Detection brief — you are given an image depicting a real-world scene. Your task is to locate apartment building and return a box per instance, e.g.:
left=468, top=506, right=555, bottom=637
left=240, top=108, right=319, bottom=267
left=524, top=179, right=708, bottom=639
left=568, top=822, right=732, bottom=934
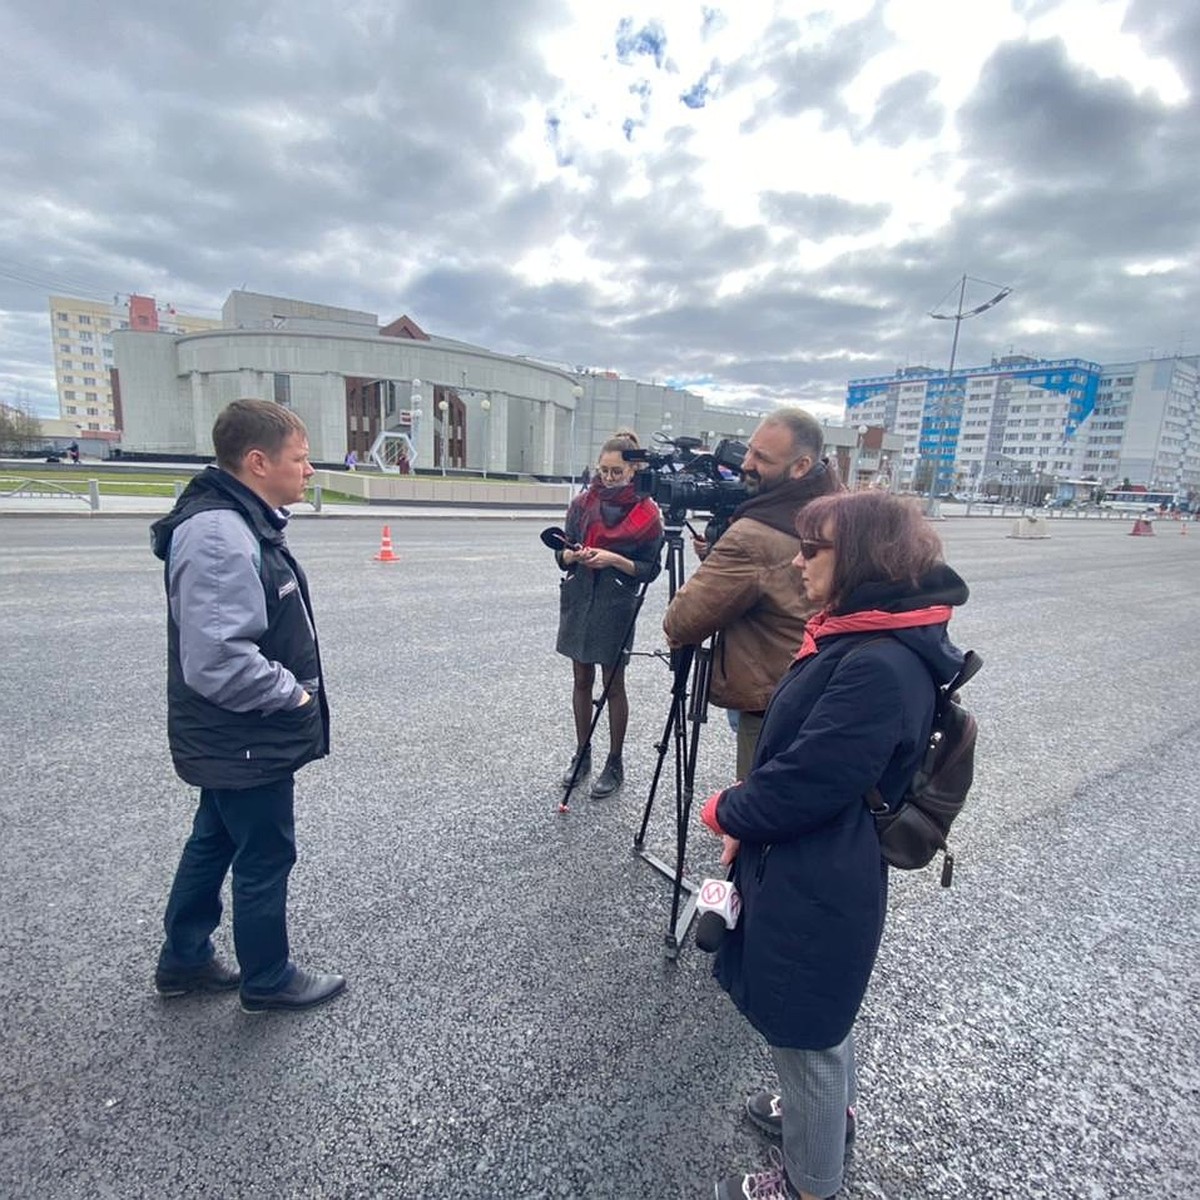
left=844, top=355, right=1160, bottom=496
left=1083, top=358, right=1200, bottom=497
left=49, top=294, right=219, bottom=432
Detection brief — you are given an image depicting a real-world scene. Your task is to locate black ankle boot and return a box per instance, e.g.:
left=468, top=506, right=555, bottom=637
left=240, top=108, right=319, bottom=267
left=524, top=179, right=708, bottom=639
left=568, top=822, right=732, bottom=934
left=590, top=754, right=624, bottom=798
left=562, top=746, right=592, bottom=788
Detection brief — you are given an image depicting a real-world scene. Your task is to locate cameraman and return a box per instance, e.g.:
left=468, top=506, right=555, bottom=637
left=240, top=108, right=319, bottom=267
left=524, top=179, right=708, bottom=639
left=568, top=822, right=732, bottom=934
left=662, top=409, right=840, bottom=778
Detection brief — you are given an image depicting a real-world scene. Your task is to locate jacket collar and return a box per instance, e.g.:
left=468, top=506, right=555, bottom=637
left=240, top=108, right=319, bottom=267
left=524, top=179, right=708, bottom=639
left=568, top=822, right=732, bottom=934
left=151, top=466, right=287, bottom=560
left=729, top=461, right=840, bottom=537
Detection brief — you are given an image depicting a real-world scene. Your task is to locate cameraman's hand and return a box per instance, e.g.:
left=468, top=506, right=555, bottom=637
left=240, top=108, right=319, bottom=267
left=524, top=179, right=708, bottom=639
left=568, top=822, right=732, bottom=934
left=719, top=835, right=740, bottom=866
left=692, top=536, right=710, bottom=561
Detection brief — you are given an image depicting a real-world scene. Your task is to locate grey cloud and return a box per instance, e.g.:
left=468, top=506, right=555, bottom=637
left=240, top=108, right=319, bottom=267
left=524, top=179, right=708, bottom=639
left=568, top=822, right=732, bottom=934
left=726, top=3, right=891, bottom=134
left=1123, top=1, right=1200, bottom=90
left=864, top=72, right=943, bottom=146
left=957, top=38, right=1168, bottom=182
left=5, top=1, right=1200, bottom=419
left=760, top=192, right=891, bottom=238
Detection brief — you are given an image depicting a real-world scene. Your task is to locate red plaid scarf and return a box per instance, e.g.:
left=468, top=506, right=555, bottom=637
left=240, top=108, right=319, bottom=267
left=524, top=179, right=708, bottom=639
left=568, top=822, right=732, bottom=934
left=567, top=481, right=663, bottom=552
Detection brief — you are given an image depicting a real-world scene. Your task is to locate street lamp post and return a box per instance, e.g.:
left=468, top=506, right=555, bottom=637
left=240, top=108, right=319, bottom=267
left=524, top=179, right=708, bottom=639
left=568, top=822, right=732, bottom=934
left=926, top=274, right=1012, bottom=513
left=438, top=397, right=449, bottom=477
left=480, top=395, right=492, bottom=479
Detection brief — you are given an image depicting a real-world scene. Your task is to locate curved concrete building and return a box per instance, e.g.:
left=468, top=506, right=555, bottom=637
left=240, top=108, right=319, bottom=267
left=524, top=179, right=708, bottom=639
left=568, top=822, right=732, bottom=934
left=114, top=290, right=719, bottom=475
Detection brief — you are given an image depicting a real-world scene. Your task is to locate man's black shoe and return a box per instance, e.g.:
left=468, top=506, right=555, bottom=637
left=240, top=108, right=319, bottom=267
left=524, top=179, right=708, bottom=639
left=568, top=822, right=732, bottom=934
left=240, top=966, right=346, bottom=1014
left=561, top=746, right=591, bottom=788
left=590, top=754, right=624, bottom=798
left=154, top=956, right=241, bottom=998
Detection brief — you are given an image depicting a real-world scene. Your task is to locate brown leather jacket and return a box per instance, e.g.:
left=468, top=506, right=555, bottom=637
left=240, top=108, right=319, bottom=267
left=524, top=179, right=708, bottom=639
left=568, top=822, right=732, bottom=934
left=661, top=466, right=840, bottom=712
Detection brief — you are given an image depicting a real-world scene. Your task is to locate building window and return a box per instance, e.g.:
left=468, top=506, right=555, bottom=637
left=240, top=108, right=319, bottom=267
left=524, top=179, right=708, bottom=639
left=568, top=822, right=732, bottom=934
left=273, top=373, right=292, bottom=406
left=84, top=376, right=95, bottom=386
left=78, top=314, right=91, bottom=324
left=64, top=390, right=77, bottom=400
left=62, top=375, right=74, bottom=384
left=88, top=422, right=99, bottom=430
left=66, top=405, right=77, bottom=415
left=79, top=331, right=93, bottom=342
left=59, top=343, right=71, bottom=353
left=87, top=407, right=99, bottom=416
left=85, top=392, right=97, bottom=401
left=56, top=311, right=69, bottom=322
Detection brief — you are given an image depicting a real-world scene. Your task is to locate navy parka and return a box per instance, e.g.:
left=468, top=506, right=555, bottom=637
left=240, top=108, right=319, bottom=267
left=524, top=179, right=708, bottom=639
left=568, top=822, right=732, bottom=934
left=712, top=565, right=969, bottom=1050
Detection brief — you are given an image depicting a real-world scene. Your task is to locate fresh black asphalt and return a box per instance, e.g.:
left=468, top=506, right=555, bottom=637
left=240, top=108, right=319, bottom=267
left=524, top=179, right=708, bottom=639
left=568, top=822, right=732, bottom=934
left=1, top=516, right=1197, bottom=1198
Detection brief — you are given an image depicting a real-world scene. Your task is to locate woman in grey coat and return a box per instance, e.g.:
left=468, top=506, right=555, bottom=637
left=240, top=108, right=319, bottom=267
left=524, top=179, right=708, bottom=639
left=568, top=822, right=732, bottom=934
left=555, top=431, right=664, bottom=797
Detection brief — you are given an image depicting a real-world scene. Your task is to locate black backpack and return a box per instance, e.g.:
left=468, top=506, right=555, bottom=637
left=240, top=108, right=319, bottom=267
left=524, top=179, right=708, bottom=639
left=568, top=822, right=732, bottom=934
left=864, top=648, right=983, bottom=887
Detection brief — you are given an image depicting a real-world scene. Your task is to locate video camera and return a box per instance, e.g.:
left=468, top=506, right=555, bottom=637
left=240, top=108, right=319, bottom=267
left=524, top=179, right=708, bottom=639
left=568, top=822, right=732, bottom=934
left=623, top=434, right=750, bottom=538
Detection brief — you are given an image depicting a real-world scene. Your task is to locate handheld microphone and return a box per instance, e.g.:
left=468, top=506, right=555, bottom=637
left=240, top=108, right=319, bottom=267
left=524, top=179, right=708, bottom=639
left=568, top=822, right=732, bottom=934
left=694, top=876, right=741, bottom=952
left=540, top=526, right=581, bottom=552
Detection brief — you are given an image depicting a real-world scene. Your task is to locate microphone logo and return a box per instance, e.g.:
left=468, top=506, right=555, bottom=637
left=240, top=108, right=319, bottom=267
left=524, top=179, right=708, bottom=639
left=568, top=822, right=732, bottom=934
left=695, top=878, right=741, bottom=952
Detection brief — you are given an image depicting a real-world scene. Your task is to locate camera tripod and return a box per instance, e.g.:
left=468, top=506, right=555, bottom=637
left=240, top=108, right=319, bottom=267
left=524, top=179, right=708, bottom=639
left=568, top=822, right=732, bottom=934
left=632, top=521, right=717, bottom=959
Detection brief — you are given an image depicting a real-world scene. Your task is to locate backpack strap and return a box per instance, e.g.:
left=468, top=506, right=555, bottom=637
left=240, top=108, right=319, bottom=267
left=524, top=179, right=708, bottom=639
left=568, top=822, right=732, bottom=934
left=844, top=638, right=982, bottom=816
left=838, top=635, right=918, bottom=817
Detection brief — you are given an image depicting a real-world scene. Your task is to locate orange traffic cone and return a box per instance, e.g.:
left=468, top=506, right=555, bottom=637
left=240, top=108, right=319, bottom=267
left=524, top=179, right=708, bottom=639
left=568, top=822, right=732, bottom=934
left=1129, top=517, right=1155, bottom=537
left=374, top=525, right=401, bottom=561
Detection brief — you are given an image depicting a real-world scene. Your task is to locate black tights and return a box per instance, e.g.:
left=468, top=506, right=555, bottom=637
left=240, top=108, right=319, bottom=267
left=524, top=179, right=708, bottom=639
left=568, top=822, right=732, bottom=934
left=571, top=660, right=627, bottom=759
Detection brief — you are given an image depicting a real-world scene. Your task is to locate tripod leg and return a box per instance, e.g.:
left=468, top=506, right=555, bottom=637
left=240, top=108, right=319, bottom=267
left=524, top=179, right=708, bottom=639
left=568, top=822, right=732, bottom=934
left=665, top=644, right=712, bottom=954
left=634, top=644, right=694, bottom=847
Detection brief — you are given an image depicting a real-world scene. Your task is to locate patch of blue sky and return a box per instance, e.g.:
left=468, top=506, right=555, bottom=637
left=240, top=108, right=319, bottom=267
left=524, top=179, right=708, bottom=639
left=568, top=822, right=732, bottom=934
left=615, top=17, right=667, bottom=69
left=700, top=7, right=726, bottom=38
left=544, top=113, right=572, bottom=166
left=680, top=73, right=712, bottom=109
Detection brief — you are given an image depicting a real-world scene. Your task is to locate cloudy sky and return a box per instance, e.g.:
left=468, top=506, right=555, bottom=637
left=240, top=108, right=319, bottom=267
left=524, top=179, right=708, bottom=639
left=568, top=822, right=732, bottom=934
left=1, top=0, right=1197, bottom=419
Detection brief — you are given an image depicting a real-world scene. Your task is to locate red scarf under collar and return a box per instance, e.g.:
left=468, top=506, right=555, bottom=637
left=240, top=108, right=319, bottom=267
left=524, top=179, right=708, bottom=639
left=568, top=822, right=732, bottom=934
left=795, top=606, right=953, bottom=660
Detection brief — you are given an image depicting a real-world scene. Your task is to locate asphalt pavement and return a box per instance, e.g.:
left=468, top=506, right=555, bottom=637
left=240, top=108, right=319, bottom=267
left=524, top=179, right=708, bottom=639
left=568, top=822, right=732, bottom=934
left=0, top=516, right=1197, bottom=1199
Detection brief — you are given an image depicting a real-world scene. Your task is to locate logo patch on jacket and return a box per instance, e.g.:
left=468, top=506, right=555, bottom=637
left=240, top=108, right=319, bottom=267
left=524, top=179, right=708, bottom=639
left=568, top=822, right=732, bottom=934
left=278, top=578, right=298, bottom=599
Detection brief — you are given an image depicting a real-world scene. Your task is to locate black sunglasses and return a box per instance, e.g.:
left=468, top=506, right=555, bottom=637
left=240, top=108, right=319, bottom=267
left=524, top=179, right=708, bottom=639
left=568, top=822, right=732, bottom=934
left=798, top=538, right=835, bottom=560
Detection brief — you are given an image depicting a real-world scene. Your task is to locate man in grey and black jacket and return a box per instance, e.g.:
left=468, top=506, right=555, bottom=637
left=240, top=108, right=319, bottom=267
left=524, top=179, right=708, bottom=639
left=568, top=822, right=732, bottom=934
left=150, top=398, right=345, bottom=1013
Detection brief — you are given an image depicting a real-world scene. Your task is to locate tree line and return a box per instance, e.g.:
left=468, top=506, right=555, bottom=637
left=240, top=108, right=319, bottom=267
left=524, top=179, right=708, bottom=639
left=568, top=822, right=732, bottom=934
left=0, top=403, right=44, bottom=453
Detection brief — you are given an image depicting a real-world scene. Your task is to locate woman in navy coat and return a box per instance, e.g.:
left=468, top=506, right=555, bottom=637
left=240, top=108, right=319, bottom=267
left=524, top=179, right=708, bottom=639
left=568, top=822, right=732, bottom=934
left=702, top=490, right=969, bottom=1200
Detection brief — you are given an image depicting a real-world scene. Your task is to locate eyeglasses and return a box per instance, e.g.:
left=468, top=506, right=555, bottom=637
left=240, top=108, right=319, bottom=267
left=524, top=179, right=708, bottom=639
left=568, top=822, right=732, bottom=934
left=798, top=538, right=835, bottom=560
left=596, top=466, right=630, bottom=479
